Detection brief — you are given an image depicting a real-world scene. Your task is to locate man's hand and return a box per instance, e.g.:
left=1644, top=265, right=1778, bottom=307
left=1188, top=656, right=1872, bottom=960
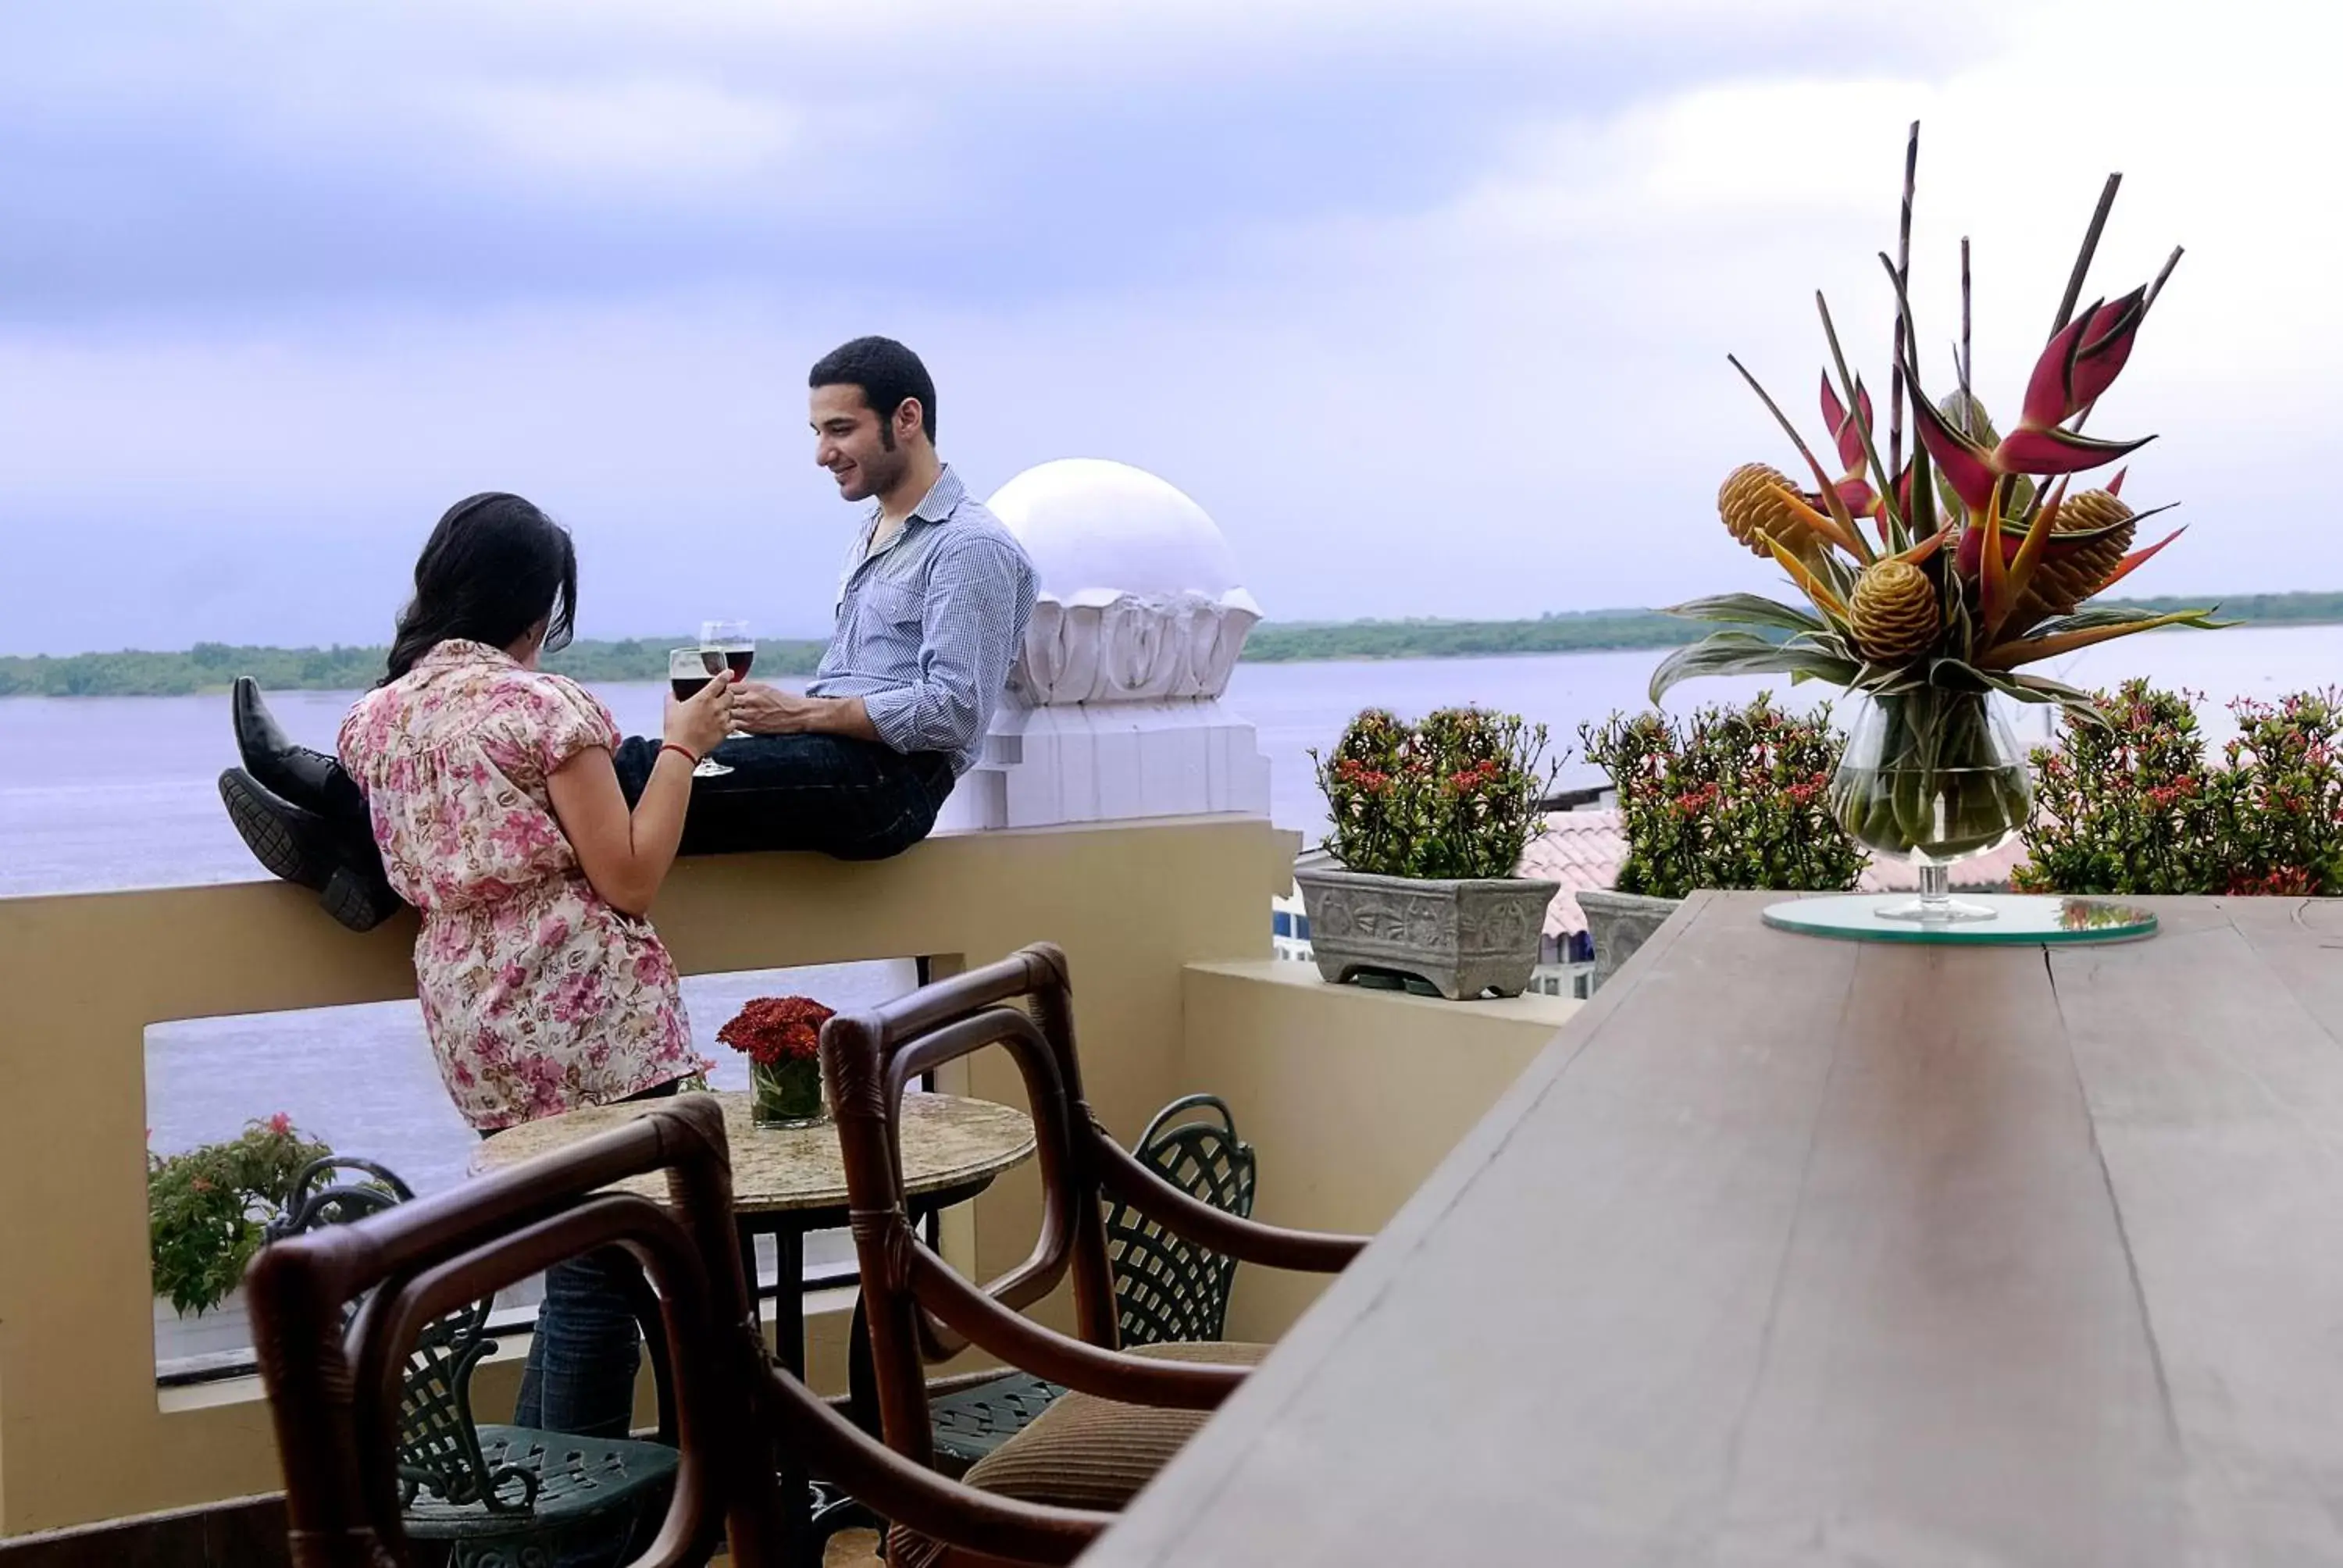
left=729, top=682, right=883, bottom=743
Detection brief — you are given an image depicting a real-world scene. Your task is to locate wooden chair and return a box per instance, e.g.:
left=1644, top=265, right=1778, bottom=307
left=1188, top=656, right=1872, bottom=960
left=246, top=1094, right=1114, bottom=1568
left=822, top=943, right=1369, bottom=1561
left=262, top=1156, right=683, bottom=1568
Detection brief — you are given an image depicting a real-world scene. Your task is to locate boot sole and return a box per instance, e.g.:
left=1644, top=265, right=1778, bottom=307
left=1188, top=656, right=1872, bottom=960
left=220, top=770, right=403, bottom=932
left=220, top=768, right=335, bottom=889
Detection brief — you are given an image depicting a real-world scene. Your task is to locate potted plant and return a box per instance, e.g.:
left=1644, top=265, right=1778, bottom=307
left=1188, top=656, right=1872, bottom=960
left=1578, top=695, right=1865, bottom=988
left=149, top=1114, right=334, bottom=1324
left=719, top=996, right=837, bottom=1128
left=1657, top=123, right=2218, bottom=923
left=1298, top=706, right=1560, bottom=999
left=2017, top=679, right=2342, bottom=896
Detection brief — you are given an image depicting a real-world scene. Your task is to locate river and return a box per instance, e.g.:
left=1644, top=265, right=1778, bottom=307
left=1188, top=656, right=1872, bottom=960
left=5, top=628, right=2331, bottom=1363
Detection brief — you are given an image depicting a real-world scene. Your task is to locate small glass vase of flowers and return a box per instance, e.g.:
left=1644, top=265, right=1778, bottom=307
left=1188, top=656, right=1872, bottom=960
left=719, top=996, right=836, bottom=1128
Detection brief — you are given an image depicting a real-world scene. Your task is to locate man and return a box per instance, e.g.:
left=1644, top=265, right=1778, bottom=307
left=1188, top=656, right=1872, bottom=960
left=221, top=337, right=1039, bottom=930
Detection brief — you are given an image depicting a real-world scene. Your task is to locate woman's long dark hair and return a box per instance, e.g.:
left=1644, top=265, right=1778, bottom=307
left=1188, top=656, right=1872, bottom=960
left=382, top=493, right=578, bottom=685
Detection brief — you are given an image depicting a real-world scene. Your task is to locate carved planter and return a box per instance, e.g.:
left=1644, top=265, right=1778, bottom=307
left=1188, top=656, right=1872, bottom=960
left=1575, top=889, right=1682, bottom=993
left=1294, top=867, right=1559, bottom=1000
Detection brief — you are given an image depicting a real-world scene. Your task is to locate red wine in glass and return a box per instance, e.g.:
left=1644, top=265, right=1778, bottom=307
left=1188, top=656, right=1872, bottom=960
left=665, top=648, right=733, bottom=777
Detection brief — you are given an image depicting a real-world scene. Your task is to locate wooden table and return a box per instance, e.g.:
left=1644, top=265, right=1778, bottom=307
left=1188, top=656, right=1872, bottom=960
left=1083, top=893, right=2343, bottom=1566
left=473, top=1088, right=1034, bottom=1563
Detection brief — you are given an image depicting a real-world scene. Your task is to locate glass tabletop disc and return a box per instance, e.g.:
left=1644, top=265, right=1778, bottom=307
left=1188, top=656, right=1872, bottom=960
left=1762, top=894, right=2159, bottom=946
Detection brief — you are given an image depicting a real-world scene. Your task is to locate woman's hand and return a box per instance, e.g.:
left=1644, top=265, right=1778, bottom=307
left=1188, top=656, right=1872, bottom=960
left=665, top=671, right=734, bottom=759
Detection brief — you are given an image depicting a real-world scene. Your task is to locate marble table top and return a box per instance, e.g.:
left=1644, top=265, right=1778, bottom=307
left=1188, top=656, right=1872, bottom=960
left=468, top=1089, right=1036, bottom=1218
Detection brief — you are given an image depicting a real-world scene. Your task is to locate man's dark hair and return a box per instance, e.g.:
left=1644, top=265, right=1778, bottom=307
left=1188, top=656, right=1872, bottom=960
left=809, top=336, right=936, bottom=448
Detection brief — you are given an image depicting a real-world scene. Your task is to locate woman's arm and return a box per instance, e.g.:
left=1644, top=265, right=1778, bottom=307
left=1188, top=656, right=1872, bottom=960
left=547, top=675, right=733, bottom=916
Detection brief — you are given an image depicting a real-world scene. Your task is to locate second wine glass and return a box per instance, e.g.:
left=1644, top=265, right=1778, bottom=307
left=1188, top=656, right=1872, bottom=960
left=700, top=620, right=755, bottom=744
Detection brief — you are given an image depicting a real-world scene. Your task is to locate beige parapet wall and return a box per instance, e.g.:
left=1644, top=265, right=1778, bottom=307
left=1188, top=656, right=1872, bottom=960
left=0, top=817, right=1294, bottom=1538
left=1180, top=962, right=1577, bottom=1343
left=0, top=815, right=1580, bottom=1538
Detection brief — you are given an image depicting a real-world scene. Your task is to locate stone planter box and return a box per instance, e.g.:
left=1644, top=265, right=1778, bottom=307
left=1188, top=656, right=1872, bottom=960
left=1576, top=889, right=1683, bottom=993
left=1294, top=867, right=1560, bottom=1000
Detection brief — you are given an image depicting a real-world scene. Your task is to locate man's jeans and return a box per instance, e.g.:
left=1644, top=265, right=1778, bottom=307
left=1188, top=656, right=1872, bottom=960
left=611, top=732, right=957, bottom=861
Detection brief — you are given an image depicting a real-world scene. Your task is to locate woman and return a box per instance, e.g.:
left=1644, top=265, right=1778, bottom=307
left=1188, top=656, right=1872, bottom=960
left=337, top=491, right=733, bottom=1439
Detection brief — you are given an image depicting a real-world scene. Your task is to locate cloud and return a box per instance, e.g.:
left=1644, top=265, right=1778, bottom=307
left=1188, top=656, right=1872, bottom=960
left=0, top=0, right=2334, bottom=655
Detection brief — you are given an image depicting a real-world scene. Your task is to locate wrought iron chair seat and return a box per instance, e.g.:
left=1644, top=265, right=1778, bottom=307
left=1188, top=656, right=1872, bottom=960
left=922, top=1093, right=1256, bottom=1474
left=404, top=1425, right=681, bottom=1541
left=266, top=1156, right=679, bottom=1566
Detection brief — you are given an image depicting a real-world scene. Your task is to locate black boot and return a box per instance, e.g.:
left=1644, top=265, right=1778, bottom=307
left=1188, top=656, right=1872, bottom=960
left=218, top=768, right=402, bottom=932
left=232, top=677, right=370, bottom=834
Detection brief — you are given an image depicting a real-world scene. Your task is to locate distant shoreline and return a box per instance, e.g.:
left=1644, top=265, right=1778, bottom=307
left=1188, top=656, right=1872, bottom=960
left=4, top=592, right=2338, bottom=698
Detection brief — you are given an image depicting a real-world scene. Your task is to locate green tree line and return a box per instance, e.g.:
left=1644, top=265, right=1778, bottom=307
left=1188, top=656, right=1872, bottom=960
left=3, top=591, right=2338, bottom=697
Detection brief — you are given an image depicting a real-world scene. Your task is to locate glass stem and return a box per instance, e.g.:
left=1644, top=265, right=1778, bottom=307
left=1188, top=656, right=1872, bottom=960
left=1917, top=860, right=1950, bottom=914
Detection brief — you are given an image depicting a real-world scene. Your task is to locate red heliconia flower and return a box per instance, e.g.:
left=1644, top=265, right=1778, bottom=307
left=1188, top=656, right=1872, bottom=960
left=1907, top=287, right=2156, bottom=515
left=1819, top=374, right=1882, bottom=516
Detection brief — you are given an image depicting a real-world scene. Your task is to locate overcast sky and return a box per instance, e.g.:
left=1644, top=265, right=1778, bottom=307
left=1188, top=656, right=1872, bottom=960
left=2, top=0, right=2334, bottom=655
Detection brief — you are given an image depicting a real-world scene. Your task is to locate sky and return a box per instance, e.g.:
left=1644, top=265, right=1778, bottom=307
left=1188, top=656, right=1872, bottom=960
left=2, top=0, right=2338, bottom=655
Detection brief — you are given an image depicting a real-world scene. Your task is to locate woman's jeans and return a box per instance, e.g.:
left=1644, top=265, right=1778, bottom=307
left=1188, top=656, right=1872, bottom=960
left=485, top=1078, right=683, bottom=1439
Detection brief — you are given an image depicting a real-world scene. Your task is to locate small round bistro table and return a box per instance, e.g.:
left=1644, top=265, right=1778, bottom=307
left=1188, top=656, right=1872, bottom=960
left=471, top=1088, right=1036, bottom=1564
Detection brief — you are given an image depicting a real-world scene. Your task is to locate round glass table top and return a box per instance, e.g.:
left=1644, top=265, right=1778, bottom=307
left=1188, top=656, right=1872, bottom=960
left=1762, top=894, right=2159, bottom=946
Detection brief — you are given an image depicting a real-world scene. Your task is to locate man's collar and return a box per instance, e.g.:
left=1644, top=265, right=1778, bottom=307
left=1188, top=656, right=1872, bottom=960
left=872, top=463, right=964, bottom=529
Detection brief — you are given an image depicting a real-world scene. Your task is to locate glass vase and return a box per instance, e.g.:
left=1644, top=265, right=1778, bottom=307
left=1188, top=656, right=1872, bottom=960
left=749, top=1057, right=826, bottom=1128
left=1826, top=689, right=2033, bottom=922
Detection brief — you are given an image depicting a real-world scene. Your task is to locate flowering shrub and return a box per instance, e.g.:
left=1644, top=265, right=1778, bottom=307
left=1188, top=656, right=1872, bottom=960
left=148, top=1114, right=334, bottom=1317
left=1580, top=695, right=1864, bottom=900
left=1312, top=707, right=1557, bottom=879
left=718, top=996, right=836, bottom=1068
left=2017, top=680, right=2343, bottom=896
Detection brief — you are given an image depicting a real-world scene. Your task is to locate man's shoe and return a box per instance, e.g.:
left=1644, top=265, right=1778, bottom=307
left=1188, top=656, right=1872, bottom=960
left=218, top=768, right=401, bottom=932
left=233, top=677, right=365, bottom=825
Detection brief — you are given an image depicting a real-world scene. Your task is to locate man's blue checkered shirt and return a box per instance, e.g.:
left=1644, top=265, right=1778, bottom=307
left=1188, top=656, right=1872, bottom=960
left=807, top=465, right=1038, bottom=776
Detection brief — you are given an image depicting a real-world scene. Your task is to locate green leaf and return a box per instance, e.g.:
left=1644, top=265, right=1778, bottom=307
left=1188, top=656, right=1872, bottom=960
left=1663, top=594, right=1827, bottom=634
left=1649, top=632, right=1863, bottom=704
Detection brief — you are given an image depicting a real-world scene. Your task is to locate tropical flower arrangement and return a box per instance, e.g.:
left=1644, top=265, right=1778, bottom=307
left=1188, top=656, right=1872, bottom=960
left=1656, top=125, right=2218, bottom=909
left=148, top=1114, right=334, bottom=1316
left=1582, top=696, right=1865, bottom=901
left=719, top=995, right=836, bottom=1127
left=1311, top=707, right=1558, bottom=879
left=2017, top=680, right=2343, bottom=897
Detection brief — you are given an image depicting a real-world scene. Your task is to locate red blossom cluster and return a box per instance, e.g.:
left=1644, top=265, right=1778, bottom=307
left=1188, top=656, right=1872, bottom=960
left=718, top=996, right=835, bottom=1068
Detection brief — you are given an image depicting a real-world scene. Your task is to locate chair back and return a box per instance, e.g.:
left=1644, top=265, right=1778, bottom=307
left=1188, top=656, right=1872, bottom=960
left=247, top=1096, right=784, bottom=1568
left=265, top=1156, right=540, bottom=1517
left=1104, top=1095, right=1255, bottom=1347
left=822, top=945, right=1119, bottom=1471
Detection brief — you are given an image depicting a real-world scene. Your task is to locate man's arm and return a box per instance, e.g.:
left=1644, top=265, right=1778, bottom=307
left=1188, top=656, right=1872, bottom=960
left=730, top=533, right=1032, bottom=754
left=729, top=685, right=882, bottom=742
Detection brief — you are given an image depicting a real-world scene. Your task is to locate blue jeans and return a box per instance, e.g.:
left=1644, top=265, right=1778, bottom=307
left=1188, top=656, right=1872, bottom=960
left=611, top=733, right=954, bottom=861
left=486, top=1079, right=683, bottom=1440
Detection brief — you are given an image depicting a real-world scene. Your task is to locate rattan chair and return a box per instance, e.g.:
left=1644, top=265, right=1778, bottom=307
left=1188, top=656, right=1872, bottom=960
left=822, top=943, right=1369, bottom=1563
left=247, top=1095, right=1118, bottom=1568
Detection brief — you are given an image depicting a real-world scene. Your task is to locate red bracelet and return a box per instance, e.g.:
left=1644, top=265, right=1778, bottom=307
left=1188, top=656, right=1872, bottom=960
left=660, top=742, right=699, bottom=767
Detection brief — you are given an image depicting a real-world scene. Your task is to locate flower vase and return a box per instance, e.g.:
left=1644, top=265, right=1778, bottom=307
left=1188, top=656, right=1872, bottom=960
left=1826, top=689, right=2033, bottom=921
left=749, top=1058, right=826, bottom=1128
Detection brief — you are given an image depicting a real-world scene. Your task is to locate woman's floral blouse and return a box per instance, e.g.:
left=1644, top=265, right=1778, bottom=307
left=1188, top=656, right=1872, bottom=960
left=338, top=639, right=706, bottom=1130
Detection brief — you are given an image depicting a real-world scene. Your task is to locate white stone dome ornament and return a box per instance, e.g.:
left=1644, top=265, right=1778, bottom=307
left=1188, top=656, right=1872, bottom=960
left=987, top=458, right=1261, bottom=705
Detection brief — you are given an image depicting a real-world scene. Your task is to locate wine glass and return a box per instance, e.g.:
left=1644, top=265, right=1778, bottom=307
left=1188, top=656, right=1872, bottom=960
left=667, top=648, right=733, bottom=778
left=700, top=621, right=754, bottom=743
